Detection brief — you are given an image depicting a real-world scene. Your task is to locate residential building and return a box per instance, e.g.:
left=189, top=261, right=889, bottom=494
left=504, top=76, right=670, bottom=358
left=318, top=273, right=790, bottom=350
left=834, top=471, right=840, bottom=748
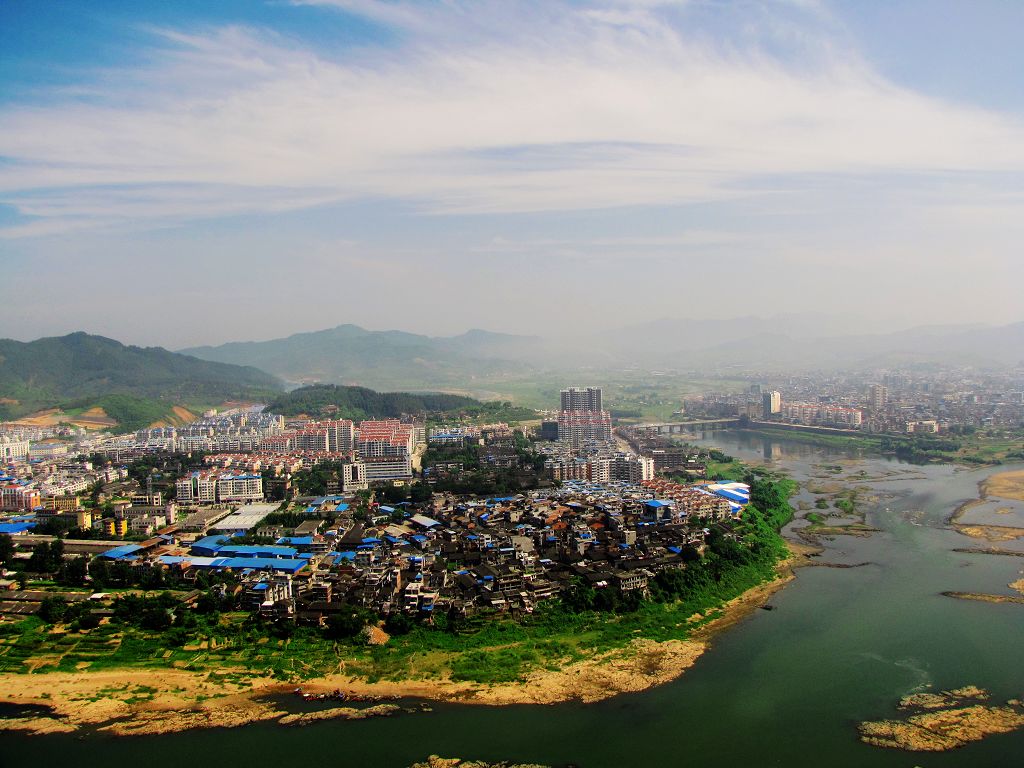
left=561, top=387, right=603, bottom=412
left=762, top=391, right=782, bottom=418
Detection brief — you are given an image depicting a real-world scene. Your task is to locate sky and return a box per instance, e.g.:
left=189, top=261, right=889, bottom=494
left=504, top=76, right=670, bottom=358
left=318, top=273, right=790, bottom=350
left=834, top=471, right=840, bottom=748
left=1, top=0, right=1023, bottom=348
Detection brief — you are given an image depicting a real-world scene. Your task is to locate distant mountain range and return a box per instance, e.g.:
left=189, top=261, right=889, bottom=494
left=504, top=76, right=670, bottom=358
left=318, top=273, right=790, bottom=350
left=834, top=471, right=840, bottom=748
left=4, top=319, right=1020, bottom=431
left=0, top=332, right=283, bottom=428
left=181, top=324, right=542, bottom=389
left=182, top=319, right=1024, bottom=387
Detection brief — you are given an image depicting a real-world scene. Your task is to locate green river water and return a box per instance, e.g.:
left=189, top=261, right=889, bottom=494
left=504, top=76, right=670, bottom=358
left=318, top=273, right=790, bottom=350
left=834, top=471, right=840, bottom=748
left=3, top=431, right=1024, bottom=767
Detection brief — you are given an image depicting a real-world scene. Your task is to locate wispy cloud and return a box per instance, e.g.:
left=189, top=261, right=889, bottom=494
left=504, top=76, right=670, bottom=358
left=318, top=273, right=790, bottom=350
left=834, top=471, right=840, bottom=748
left=2, top=1, right=1024, bottom=237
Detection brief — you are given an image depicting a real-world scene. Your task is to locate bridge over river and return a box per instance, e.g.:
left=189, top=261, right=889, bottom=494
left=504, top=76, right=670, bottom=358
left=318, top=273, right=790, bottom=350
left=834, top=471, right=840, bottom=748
left=634, top=418, right=740, bottom=434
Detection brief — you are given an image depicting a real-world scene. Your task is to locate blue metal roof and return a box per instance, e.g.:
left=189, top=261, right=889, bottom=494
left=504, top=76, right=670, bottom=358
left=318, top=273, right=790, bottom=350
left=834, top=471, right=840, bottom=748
left=218, top=544, right=298, bottom=559
left=714, top=489, right=749, bottom=503
left=191, top=535, right=230, bottom=552
left=100, top=544, right=144, bottom=560
left=0, top=522, right=34, bottom=534
left=218, top=557, right=307, bottom=573
left=276, top=536, right=314, bottom=546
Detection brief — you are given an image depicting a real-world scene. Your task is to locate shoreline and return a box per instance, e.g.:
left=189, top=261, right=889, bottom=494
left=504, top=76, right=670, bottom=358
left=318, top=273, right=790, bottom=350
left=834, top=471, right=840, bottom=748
left=0, top=541, right=817, bottom=737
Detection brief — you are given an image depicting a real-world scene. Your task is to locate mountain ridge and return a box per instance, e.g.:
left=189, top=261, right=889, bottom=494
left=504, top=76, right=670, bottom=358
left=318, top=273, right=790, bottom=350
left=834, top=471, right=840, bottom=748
left=0, top=332, right=284, bottom=427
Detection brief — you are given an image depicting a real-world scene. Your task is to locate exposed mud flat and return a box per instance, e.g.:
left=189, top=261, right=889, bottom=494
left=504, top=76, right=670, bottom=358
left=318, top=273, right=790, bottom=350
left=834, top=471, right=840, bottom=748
left=859, top=687, right=1024, bottom=751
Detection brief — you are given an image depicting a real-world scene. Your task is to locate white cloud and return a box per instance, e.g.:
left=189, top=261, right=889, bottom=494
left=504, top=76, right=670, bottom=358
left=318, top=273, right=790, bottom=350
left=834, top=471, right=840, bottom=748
left=2, top=1, right=1024, bottom=237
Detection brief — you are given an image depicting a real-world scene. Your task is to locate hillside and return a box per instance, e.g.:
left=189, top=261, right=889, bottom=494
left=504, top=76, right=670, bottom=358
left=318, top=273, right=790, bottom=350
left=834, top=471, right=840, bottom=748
left=264, top=384, right=536, bottom=422
left=182, top=324, right=542, bottom=389
left=0, top=332, right=283, bottom=428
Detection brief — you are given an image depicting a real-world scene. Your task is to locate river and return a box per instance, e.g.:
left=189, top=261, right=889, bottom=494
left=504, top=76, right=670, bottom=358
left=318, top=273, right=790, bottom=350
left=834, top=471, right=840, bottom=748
left=3, top=430, right=1024, bottom=767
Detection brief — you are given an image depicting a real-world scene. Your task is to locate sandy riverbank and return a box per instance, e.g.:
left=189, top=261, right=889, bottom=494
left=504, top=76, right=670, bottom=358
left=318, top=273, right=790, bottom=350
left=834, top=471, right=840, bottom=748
left=950, top=468, right=1024, bottom=542
left=0, top=544, right=815, bottom=737
left=983, top=469, right=1024, bottom=502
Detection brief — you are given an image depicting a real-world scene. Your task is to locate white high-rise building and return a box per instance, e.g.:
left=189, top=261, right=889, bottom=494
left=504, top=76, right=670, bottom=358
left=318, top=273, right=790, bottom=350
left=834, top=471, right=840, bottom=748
left=870, top=384, right=888, bottom=409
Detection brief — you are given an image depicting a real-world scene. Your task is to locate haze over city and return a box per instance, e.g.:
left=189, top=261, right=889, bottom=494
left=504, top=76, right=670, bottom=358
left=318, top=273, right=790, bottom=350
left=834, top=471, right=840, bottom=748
left=3, top=0, right=1024, bottom=348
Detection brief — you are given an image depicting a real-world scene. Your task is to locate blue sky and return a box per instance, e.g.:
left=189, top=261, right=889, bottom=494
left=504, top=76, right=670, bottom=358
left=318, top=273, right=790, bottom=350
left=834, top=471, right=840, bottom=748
left=1, top=0, right=1023, bottom=347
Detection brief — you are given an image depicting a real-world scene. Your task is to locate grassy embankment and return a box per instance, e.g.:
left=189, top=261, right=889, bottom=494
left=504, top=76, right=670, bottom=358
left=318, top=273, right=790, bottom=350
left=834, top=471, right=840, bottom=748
left=0, top=476, right=799, bottom=687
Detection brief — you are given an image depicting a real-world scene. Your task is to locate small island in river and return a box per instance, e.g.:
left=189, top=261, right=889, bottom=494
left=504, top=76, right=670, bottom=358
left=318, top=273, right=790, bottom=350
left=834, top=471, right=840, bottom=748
left=860, top=687, right=1024, bottom=752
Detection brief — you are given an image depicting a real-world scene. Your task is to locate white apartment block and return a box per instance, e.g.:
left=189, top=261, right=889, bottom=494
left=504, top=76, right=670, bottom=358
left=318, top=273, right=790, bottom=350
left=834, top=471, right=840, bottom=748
left=357, top=420, right=415, bottom=458
left=216, top=473, right=264, bottom=503
left=610, top=454, right=655, bottom=484
left=176, top=471, right=218, bottom=504
left=362, top=456, right=413, bottom=482
left=781, top=402, right=863, bottom=428
left=323, top=420, right=355, bottom=453
left=292, top=429, right=330, bottom=453
left=0, top=438, right=30, bottom=462
left=341, top=460, right=368, bottom=491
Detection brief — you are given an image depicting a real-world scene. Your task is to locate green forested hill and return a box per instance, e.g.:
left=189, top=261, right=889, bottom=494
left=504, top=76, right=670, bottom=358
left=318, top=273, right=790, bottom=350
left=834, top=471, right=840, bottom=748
left=264, top=384, right=479, bottom=419
left=264, top=384, right=536, bottom=422
left=0, top=332, right=283, bottom=426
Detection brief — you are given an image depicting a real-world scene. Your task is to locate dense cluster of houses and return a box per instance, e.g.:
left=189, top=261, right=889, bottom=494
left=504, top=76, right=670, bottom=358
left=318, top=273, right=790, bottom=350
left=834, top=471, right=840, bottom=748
left=92, top=478, right=751, bottom=623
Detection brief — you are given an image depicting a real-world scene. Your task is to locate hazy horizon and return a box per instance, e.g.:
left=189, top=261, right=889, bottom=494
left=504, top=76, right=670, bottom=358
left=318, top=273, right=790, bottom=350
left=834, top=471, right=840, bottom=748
left=2, top=312, right=1023, bottom=352
left=3, top=1, right=1024, bottom=348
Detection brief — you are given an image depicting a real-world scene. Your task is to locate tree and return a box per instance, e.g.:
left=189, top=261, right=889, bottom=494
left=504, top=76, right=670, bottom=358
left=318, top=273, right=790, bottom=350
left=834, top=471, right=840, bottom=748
left=324, top=606, right=376, bottom=639
left=57, top=555, right=89, bottom=587
left=0, top=533, right=14, bottom=567
left=47, top=538, right=65, bottom=572
left=561, top=578, right=596, bottom=612
left=38, top=596, right=68, bottom=624
left=27, top=542, right=52, bottom=573
left=379, top=484, right=410, bottom=504
left=409, top=482, right=433, bottom=504
left=383, top=611, right=414, bottom=635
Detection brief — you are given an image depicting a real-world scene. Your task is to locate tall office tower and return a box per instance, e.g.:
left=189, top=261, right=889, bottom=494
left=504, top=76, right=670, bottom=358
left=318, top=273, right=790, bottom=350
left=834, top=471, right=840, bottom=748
left=560, top=387, right=603, bottom=413
left=762, top=390, right=782, bottom=418
left=869, top=384, right=888, bottom=409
